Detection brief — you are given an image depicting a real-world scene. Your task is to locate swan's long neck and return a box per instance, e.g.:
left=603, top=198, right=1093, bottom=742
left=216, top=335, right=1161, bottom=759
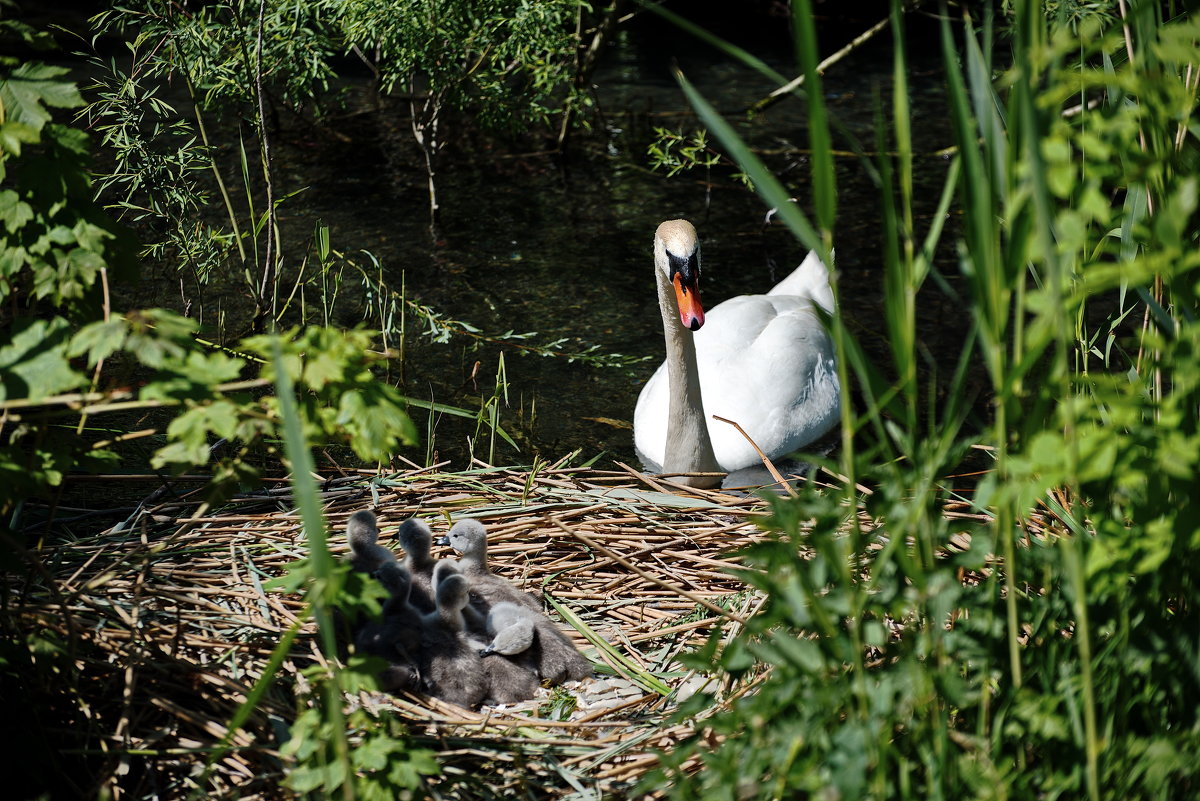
left=655, top=260, right=721, bottom=487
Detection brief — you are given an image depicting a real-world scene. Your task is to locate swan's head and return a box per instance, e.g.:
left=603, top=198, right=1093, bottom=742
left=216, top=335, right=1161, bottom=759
left=654, top=219, right=705, bottom=331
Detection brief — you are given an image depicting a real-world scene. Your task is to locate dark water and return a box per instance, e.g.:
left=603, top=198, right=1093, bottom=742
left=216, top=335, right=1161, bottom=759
left=244, top=10, right=961, bottom=470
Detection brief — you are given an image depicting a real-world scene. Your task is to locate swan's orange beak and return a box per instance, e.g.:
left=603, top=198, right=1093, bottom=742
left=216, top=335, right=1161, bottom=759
left=673, top=274, right=705, bottom=331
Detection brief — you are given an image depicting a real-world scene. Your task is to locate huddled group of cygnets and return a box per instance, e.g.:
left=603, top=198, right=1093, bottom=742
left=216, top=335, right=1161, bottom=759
left=342, top=510, right=592, bottom=709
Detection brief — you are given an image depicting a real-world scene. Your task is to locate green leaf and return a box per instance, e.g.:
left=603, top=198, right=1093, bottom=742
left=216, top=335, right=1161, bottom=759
left=338, top=386, right=418, bottom=460
left=0, top=189, right=34, bottom=232
left=122, top=310, right=198, bottom=369
left=388, top=751, right=440, bottom=788
left=0, top=316, right=85, bottom=402
left=352, top=736, right=391, bottom=772
left=263, top=559, right=311, bottom=594
left=154, top=405, right=218, bottom=468
left=0, top=62, right=83, bottom=135
left=302, top=343, right=348, bottom=388
left=69, top=319, right=129, bottom=366
left=286, top=764, right=326, bottom=794
left=141, top=351, right=245, bottom=402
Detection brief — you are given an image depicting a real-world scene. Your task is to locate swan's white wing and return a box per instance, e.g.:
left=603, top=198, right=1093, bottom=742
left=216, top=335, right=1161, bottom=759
left=766, top=249, right=835, bottom=314
left=695, top=294, right=839, bottom=471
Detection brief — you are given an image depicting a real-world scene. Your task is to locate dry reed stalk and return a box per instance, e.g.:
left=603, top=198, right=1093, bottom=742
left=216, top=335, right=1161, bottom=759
left=10, top=462, right=993, bottom=799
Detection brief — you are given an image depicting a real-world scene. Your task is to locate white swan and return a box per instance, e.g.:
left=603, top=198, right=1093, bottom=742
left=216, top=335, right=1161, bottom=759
left=633, top=219, right=840, bottom=488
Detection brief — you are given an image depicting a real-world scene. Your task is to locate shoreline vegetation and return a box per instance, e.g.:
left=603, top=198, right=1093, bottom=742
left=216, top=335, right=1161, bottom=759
left=3, top=1, right=1198, bottom=798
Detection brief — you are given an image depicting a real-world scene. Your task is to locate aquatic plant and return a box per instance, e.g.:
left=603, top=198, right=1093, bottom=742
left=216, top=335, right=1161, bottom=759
left=79, top=0, right=637, bottom=465
left=0, top=37, right=426, bottom=799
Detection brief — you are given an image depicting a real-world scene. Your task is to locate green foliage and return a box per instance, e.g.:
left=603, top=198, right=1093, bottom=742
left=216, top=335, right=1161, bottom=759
left=0, top=64, right=417, bottom=515
left=1040, top=0, right=1119, bottom=31
left=657, top=485, right=986, bottom=800
left=330, top=0, right=585, bottom=131
left=0, top=62, right=137, bottom=309
left=85, top=51, right=236, bottom=290
left=92, top=0, right=586, bottom=130
left=647, top=125, right=756, bottom=190
left=0, top=44, right=431, bottom=799
left=0, top=59, right=135, bottom=511
left=647, top=127, right=721, bottom=177
left=0, top=317, right=82, bottom=401
left=123, top=321, right=420, bottom=492
left=283, top=695, right=441, bottom=798
left=91, top=0, right=340, bottom=113
left=242, top=326, right=419, bottom=463
left=539, top=685, right=580, bottom=721
left=88, top=0, right=591, bottom=229
left=646, top=2, right=1200, bottom=799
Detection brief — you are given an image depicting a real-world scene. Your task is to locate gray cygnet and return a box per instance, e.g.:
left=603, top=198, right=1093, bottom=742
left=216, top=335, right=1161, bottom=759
left=440, top=519, right=592, bottom=684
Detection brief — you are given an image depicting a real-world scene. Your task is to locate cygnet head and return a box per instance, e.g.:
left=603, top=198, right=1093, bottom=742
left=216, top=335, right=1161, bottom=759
left=374, top=561, right=412, bottom=602
left=654, top=219, right=704, bottom=331
left=398, top=517, right=434, bottom=567
left=438, top=519, right=489, bottom=568
left=346, top=510, right=379, bottom=550
left=432, top=558, right=461, bottom=589
left=436, top=573, right=471, bottom=615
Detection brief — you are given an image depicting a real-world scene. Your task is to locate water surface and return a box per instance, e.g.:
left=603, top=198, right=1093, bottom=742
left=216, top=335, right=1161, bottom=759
left=259, top=10, right=963, bottom=470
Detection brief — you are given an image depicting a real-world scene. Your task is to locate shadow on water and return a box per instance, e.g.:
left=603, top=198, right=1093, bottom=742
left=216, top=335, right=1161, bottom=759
left=182, top=9, right=967, bottom=471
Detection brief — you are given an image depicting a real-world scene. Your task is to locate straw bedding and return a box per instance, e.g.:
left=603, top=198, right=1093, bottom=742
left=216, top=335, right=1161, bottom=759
left=9, top=460, right=789, bottom=799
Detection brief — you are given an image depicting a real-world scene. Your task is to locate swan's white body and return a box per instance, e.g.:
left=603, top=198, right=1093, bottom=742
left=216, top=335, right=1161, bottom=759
left=634, top=220, right=839, bottom=485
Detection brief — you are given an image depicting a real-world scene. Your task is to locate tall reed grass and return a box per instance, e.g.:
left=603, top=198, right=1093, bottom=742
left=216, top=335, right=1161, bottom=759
left=648, top=1, right=1200, bottom=798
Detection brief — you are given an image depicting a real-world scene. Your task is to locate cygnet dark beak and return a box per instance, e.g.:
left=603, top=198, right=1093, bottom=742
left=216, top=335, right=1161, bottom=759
left=436, top=534, right=450, bottom=546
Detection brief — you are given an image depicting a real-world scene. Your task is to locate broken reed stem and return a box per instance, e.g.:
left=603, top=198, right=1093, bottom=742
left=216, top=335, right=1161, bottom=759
left=710, top=414, right=796, bottom=497
left=750, top=11, right=892, bottom=112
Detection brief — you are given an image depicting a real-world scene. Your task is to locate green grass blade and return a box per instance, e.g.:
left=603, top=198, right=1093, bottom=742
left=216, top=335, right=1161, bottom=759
left=640, top=1, right=788, bottom=86
left=674, top=70, right=823, bottom=257
left=270, top=333, right=353, bottom=798
left=546, top=594, right=672, bottom=696
left=791, top=0, right=836, bottom=233
left=401, top=394, right=519, bottom=450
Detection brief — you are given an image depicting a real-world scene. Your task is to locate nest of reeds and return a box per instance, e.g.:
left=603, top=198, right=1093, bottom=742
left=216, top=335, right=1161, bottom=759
left=7, top=461, right=789, bottom=799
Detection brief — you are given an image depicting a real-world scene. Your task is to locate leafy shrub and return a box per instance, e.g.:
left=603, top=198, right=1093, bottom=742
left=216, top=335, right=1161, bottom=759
left=90, top=0, right=593, bottom=230
left=0, top=56, right=415, bottom=518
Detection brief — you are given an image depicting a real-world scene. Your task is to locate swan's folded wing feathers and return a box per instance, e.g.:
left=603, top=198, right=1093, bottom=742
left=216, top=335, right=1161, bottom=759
left=698, top=300, right=835, bottom=468
left=766, top=249, right=834, bottom=314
